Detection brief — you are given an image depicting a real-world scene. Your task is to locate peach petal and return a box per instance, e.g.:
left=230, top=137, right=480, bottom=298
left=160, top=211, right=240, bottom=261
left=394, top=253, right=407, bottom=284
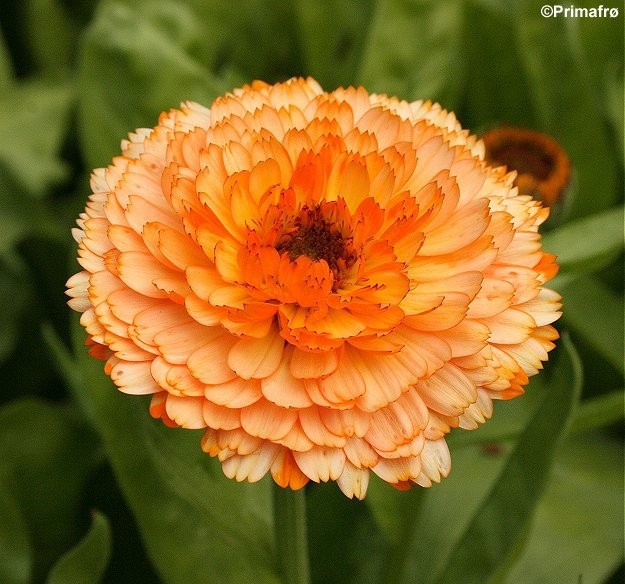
left=371, top=456, right=421, bottom=484
left=202, top=400, right=241, bottom=430
left=416, top=363, right=477, bottom=417
left=466, top=277, right=515, bottom=318
left=110, top=360, right=160, bottom=395
left=319, top=407, right=370, bottom=438
left=204, top=377, right=263, bottom=408
left=337, top=462, right=370, bottom=500
left=187, top=334, right=238, bottom=384
left=483, top=307, right=536, bottom=345
left=227, top=326, right=284, bottom=380
left=184, top=293, right=224, bottom=326
left=415, top=439, right=451, bottom=487
left=316, top=348, right=367, bottom=403
left=290, top=348, right=339, bottom=380
left=299, top=407, right=347, bottom=448
left=271, top=449, right=309, bottom=490
left=153, top=321, right=221, bottom=365
left=419, top=199, right=490, bottom=255
left=403, top=292, right=471, bottom=331
left=436, top=320, right=490, bottom=357
left=293, top=446, right=346, bottom=483
left=275, top=421, right=316, bottom=452
left=221, top=443, right=281, bottom=483
left=150, top=357, right=205, bottom=396
left=165, top=395, right=206, bottom=429
left=261, top=348, right=314, bottom=408
left=342, top=436, right=379, bottom=468
left=240, top=399, right=298, bottom=441
left=116, top=251, right=178, bottom=299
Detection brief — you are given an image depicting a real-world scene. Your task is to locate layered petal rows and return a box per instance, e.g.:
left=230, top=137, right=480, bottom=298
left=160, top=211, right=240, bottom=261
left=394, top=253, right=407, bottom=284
left=66, top=78, right=561, bottom=498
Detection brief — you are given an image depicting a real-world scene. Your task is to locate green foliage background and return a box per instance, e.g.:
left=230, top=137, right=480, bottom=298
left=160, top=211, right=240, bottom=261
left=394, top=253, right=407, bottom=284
left=0, top=0, right=623, bottom=582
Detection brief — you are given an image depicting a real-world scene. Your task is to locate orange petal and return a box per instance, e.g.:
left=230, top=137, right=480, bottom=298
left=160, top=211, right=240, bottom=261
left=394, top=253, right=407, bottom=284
left=204, top=377, right=263, bottom=408
left=415, top=363, right=477, bottom=417
left=227, top=326, right=284, bottom=380
left=165, top=395, right=207, bottom=429
left=240, top=398, right=298, bottom=440
left=293, top=446, right=346, bottom=482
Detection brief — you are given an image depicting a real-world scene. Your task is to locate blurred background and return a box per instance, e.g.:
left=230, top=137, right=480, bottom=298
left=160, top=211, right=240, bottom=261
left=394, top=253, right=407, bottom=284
left=0, top=1, right=622, bottom=583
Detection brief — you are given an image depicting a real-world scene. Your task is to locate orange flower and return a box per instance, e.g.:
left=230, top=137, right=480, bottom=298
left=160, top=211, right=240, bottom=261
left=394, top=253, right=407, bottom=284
left=482, top=126, right=570, bottom=206
left=66, top=78, right=561, bottom=499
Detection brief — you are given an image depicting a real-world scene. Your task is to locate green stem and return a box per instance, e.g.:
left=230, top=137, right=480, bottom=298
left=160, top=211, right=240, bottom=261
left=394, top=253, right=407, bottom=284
left=382, top=487, right=426, bottom=584
left=272, top=483, right=311, bottom=584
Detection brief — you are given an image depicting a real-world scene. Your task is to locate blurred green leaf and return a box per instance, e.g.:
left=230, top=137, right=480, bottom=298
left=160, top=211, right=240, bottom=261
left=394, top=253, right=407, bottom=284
left=604, top=63, right=624, bottom=163
left=0, top=261, right=29, bottom=362
left=0, top=29, right=13, bottom=92
left=60, top=317, right=279, bottom=584
left=461, top=3, right=535, bottom=130
left=358, top=0, right=464, bottom=107
left=575, top=0, right=623, bottom=165
left=542, top=205, right=624, bottom=274
left=47, top=511, right=111, bottom=584
left=446, top=378, right=543, bottom=448
left=439, top=335, right=582, bottom=584
left=22, top=0, right=78, bottom=74
left=307, top=484, right=386, bottom=584
left=294, top=0, right=376, bottom=89
left=570, top=390, right=624, bottom=434
left=515, top=0, right=619, bottom=218
left=0, top=483, right=31, bottom=584
left=559, top=276, right=624, bottom=374
left=77, top=0, right=233, bottom=169
left=369, top=441, right=514, bottom=583
left=368, top=337, right=582, bottom=584
left=505, top=432, right=623, bottom=584
left=0, top=398, right=101, bottom=581
left=0, top=79, right=73, bottom=196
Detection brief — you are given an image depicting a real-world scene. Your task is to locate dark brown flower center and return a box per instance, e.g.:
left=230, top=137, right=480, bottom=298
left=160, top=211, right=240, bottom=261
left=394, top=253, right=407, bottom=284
left=276, top=205, right=356, bottom=282
left=487, top=142, right=554, bottom=180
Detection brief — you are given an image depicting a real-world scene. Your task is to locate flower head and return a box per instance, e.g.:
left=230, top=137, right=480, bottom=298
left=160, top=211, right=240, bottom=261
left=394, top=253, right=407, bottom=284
left=66, top=78, right=561, bottom=499
left=482, top=126, right=570, bottom=206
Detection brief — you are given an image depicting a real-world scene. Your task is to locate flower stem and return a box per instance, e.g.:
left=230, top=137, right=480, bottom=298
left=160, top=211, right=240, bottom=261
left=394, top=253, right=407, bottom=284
left=382, top=487, right=426, bottom=584
left=272, top=483, right=311, bottom=584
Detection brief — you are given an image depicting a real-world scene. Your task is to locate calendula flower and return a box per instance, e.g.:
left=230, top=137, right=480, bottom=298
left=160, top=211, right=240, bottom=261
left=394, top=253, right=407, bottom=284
left=482, top=126, right=570, bottom=206
left=66, top=77, right=561, bottom=499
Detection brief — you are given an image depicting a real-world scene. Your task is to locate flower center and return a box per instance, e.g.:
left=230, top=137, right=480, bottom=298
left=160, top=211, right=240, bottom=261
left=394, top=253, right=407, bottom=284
left=487, top=142, right=554, bottom=180
left=276, top=205, right=355, bottom=282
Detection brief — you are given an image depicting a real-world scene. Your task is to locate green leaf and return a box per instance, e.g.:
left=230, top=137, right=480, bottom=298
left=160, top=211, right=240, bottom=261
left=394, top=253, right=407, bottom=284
left=61, top=317, right=279, bottom=584
left=307, top=484, right=386, bottom=584
left=47, top=511, right=111, bottom=584
left=0, top=483, right=31, bottom=584
left=294, top=0, right=376, bottom=89
left=438, top=335, right=582, bottom=584
left=77, top=0, right=232, bottom=169
left=0, top=79, right=73, bottom=196
left=542, top=206, right=624, bottom=274
left=570, top=390, right=624, bottom=433
left=0, top=398, right=102, bottom=581
left=0, top=261, right=29, bottom=361
left=368, top=336, right=582, bottom=584
left=604, top=63, right=624, bottom=164
left=22, top=0, right=79, bottom=74
left=357, top=0, right=465, bottom=107
left=461, top=3, right=536, bottom=130
left=558, top=276, right=624, bottom=374
left=505, top=432, right=623, bottom=584
left=515, top=0, right=619, bottom=218
left=0, top=29, right=13, bottom=93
